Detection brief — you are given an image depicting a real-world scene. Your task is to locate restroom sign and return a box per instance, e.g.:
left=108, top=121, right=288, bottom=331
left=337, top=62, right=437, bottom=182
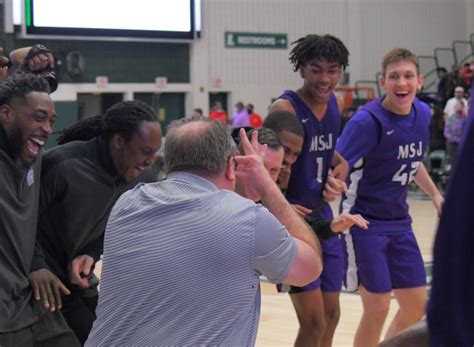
left=225, top=32, right=287, bottom=49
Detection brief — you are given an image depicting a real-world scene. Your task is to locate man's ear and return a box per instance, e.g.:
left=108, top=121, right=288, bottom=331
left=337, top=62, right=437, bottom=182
left=299, top=65, right=305, bottom=79
left=417, top=74, right=425, bottom=92
left=225, top=157, right=235, bottom=181
left=111, top=133, right=125, bottom=151
left=0, top=104, right=14, bottom=124
left=379, top=74, right=386, bottom=90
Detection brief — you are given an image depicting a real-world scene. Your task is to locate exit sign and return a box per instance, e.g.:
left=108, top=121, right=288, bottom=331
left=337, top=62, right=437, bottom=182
left=225, top=32, right=288, bottom=49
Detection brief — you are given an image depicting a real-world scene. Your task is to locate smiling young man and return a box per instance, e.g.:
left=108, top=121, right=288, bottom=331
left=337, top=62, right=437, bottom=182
left=336, top=48, right=444, bottom=347
left=33, top=100, right=162, bottom=344
left=248, top=127, right=285, bottom=184
left=268, top=34, right=350, bottom=347
left=0, top=74, right=79, bottom=346
left=263, top=110, right=305, bottom=191
left=235, top=127, right=285, bottom=201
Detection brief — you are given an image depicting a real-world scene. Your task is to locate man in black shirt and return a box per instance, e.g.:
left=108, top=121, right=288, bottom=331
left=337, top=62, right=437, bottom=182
left=33, top=100, right=162, bottom=344
left=0, top=74, right=79, bottom=346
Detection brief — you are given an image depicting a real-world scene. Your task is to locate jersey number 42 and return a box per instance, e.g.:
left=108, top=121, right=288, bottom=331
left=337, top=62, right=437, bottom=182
left=392, top=161, right=421, bottom=186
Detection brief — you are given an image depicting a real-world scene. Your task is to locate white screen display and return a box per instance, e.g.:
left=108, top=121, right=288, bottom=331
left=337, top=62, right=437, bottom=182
left=33, top=0, right=191, bottom=32
left=30, top=0, right=191, bottom=32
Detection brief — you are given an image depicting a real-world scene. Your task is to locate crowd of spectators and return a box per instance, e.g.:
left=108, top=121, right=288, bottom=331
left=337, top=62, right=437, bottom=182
left=206, top=100, right=263, bottom=127
left=426, top=61, right=472, bottom=182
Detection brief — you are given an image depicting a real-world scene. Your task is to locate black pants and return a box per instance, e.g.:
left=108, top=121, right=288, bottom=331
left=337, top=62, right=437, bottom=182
left=61, top=289, right=98, bottom=345
left=0, top=301, right=80, bottom=347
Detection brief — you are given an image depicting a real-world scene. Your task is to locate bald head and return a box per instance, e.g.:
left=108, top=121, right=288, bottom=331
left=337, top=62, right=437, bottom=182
left=164, top=117, right=236, bottom=176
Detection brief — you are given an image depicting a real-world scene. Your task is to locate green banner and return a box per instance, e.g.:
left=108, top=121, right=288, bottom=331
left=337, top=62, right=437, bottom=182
left=225, top=32, right=287, bottom=49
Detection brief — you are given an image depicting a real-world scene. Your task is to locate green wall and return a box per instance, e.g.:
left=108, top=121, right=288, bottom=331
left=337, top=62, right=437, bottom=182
left=3, top=35, right=190, bottom=84
left=0, top=5, right=190, bottom=146
left=46, top=101, right=79, bottom=149
left=135, top=93, right=185, bottom=134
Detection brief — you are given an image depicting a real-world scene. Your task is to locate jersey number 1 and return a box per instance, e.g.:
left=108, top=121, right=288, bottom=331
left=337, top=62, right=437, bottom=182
left=316, top=157, right=323, bottom=183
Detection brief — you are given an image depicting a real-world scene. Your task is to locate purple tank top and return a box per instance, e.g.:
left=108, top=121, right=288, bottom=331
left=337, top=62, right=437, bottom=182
left=280, top=90, right=341, bottom=220
left=349, top=97, right=430, bottom=233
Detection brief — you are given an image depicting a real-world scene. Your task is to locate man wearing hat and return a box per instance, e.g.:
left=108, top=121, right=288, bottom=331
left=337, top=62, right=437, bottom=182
left=443, top=86, right=468, bottom=119
left=443, top=86, right=469, bottom=169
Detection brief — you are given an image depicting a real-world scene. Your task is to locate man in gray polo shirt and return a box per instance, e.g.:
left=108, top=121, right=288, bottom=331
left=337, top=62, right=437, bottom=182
left=86, top=118, right=321, bottom=346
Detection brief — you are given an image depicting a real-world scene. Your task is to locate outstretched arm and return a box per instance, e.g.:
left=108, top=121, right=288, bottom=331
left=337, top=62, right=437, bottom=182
left=9, top=45, right=55, bottom=72
left=330, top=212, right=369, bottom=233
left=309, top=213, right=369, bottom=241
left=414, top=162, right=444, bottom=216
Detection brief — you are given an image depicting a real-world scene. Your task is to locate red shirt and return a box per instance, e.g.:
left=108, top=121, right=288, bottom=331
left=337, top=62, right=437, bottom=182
left=460, top=65, right=473, bottom=88
left=249, top=113, right=263, bottom=128
left=209, top=109, right=227, bottom=124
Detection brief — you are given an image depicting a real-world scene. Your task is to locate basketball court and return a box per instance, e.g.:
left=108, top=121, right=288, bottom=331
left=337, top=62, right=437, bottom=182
left=255, top=196, right=438, bottom=346
left=93, top=194, right=438, bottom=346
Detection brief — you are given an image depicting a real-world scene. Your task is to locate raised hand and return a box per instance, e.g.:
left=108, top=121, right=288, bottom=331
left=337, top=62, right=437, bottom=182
left=234, top=128, right=274, bottom=200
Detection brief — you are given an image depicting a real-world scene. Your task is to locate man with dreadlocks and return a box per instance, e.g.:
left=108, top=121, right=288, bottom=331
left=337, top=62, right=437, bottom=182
left=0, top=74, right=80, bottom=346
left=30, top=100, right=162, bottom=344
left=269, top=34, right=350, bottom=347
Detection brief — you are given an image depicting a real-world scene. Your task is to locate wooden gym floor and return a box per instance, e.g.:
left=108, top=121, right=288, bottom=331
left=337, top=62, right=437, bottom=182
left=95, top=195, right=439, bottom=346
left=256, top=196, right=438, bottom=346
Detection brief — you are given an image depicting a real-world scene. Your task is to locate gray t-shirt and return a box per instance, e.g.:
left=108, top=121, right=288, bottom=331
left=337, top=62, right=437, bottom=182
left=86, top=172, right=297, bottom=346
left=0, top=142, right=42, bottom=332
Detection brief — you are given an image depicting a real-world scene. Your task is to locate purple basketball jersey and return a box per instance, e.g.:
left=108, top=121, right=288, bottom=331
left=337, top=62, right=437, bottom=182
left=340, top=97, right=430, bottom=233
left=280, top=90, right=340, bottom=220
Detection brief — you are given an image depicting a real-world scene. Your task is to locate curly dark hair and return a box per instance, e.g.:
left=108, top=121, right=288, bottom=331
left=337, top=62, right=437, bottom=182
left=289, top=34, right=349, bottom=72
left=0, top=74, right=51, bottom=106
left=263, top=110, right=304, bottom=138
left=57, top=100, right=158, bottom=144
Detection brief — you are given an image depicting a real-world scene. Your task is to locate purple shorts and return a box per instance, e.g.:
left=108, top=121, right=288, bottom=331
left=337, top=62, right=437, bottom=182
left=343, top=228, right=426, bottom=293
left=278, top=235, right=344, bottom=294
